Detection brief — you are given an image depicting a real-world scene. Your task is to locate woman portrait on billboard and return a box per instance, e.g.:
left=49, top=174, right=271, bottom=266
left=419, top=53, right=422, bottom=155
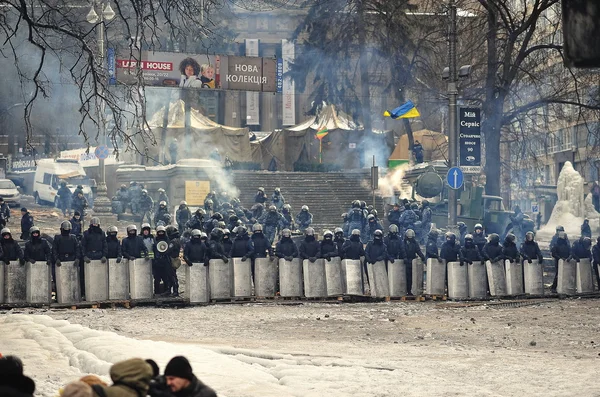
left=178, top=57, right=203, bottom=88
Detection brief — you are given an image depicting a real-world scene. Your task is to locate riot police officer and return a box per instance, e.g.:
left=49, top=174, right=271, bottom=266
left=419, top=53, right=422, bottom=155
left=121, top=225, right=149, bottom=260
left=106, top=226, right=122, bottom=263
left=275, top=228, right=298, bottom=261
left=184, top=229, right=207, bottom=265
left=295, top=205, right=313, bottom=233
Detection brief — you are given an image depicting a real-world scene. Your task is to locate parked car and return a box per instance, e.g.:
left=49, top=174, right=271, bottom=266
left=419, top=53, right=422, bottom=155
left=0, top=179, right=21, bottom=207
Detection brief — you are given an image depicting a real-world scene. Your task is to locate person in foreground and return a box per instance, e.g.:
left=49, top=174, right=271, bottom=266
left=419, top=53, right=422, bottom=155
left=164, top=356, right=217, bottom=397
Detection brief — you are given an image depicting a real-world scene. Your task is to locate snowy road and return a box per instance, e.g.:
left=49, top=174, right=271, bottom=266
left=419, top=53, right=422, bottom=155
left=2, top=301, right=599, bottom=396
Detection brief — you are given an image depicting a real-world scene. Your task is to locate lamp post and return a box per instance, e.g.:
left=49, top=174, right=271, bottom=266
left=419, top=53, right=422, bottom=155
left=86, top=1, right=115, bottom=216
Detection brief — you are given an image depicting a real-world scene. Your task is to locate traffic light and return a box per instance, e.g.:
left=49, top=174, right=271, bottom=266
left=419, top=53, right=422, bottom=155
left=562, top=0, right=600, bottom=67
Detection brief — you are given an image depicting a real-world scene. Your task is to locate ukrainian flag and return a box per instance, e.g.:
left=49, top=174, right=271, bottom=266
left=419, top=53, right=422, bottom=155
left=383, top=100, right=421, bottom=119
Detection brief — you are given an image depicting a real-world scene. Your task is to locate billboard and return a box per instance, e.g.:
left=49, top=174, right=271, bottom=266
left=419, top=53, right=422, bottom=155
left=459, top=107, right=482, bottom=174
left=281, top=39, right=296, bottom=126
left=245, top=39, right=260, bottom=126
left=115, top=51, right=280, bottom=92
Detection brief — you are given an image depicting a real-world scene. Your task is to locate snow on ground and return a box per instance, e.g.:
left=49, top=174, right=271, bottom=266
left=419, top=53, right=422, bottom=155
left=2, top=301, right=600, bottom=397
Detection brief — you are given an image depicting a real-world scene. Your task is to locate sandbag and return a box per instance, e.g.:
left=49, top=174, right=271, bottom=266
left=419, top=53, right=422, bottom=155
left=185, top=263, right=209, bottom=303
left=128, top=258, right=153, bottom=300
left=279, top=258, right=303, bottom=297
left=303, top=258, right=327, bottom=298
left=26, top=261, right=51, bottom=304
left=84, top=260, right=109, bottom=302
left=55, top=261, right=81, bottom=304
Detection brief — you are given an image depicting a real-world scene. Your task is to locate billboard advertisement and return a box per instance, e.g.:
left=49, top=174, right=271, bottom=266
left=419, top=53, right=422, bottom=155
left=459, top=107, right=482, bottom=174
left=115, top=51, right=280, bottom=93
left=281, top=39, right=296, bottom=126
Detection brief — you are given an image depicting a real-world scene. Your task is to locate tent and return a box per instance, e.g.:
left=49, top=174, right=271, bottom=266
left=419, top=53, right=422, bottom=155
left=145, top=100, right=251, bottom=163
left=388, top=129, right=448, bottom=168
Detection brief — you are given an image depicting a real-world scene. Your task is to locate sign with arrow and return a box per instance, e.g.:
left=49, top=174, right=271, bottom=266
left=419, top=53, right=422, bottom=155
left=447, top=167, right=464, bottom=190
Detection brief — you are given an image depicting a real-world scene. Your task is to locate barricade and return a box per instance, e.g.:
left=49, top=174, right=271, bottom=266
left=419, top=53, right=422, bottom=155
left=576, top=258, right=593, bottom=294
left=108, top=258, right=129, bottom=300
left=325, top=257, right=343, bottom=297
left=84, top=260, right=109, bottom=302
left=388, top=259, right=407, bottom=297
left=5, top=261, right=26, bottom=303
left=486, top=260, right=507, bottom=297
left=279, top=258, right=303, bottom=297
left=412, top=258, right=424, bottom=296
left=26, top=261, right=51, bottom=304
left=55, top=261, right=81, bottom=304
left=340, top=259, right=363, bottom=295
left=303, top=258, right=327, bottom=298
left=467, top=261, right=487, bottom=299
left=254, top=257, right=277, bottom=297
left=232, top=258, right=252, bottom=297
left=524, top=259, right=544, bottom=295
left=185, top=263, right=209, bottom=303
left=557, top=259, right=576, bottom=295
left=447, top=261, right=468, bottom=300
left=128, top=258, right=153, bottom=300
left=505, top=260, right=524, bottom=296
left=209, top=259, right=231, bottom=300
left=426, top=258, right=446, bottom=296
left=367, top=261, right=389, bottom=298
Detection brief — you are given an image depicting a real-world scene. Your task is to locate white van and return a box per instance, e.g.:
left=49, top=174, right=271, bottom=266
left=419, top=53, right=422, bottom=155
left=33, top=159, right=92, bottom=206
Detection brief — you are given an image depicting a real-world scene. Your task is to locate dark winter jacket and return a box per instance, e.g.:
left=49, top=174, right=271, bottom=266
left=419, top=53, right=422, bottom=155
left=57, top=185, right=72, bottom=204
left=254, top=192, right=268, bottom=204
left=275, top=237, right=298, bottom=258
left=71, top=195, right=88, bottom=213
left=139, top=195, right=154, bottom=211
left=52, top=232, right=81, bottom=262
left=172, top=375, right=217, bottom=397
left=550, top=233, right=570, bottom=251
left=299, top=236, right=320, bottom=260
left=121, top=235, right=148, bottom=259
left=472, top=231, right=487, bottom=254
left=251, top=233, right=272, bottom=258
left=385, top=234, right=406, bottom=260
left=184, top=239, right=207, bottom=263
left=0, top=237, right=23, bottom=262
left=571, top=238, right=592, bottom=261
left=106, top=235, right=122, bottom=259
left=333, top=237, right=345, bottom=257
left=581, top=222, right=592, bottom=239
left=425, top=235, right=439, bottom=260
left=24, top=236, right=51, bottom=262
left=341, top=235, right=365, bottom=260
left=91, top=358, right=153, bottom=397
left=176, top=206, right=192, bottom=227
left=320, top=239, right=339, bottom=259
left=207, top=238, right=228, bottom=261
left=364, top=239, right=388, bottom=264
left=152, top=235, right=172, bottom=268
left=222, top=235, right=232, bottom=257
left=230, top=235, right=254, bottom=258
left=404, top=238, right=425, bottom=261
left=520, top=240, right=543, bottom=262
left=483, top=238, right=504, bottom=262
left=551, top=238, right=571, bottom=260
left=421, top=207, right=432, bottom=225
left=593, top=243, right=600, bottom=266
left=20, top=212, right=34, bottom=239
left=440, top=241, right=462, bottom=262
left=70, top=217, right=82, bottom=237
left=82, top=226, right=107, bottom=259
left=502, top=239, right=520, bottom=261
left=461, top=242, right=482, bottom=264
left=186, top=215, right=204, bottom=231
left=154, top=207, right=171, bottom=226
left=387, top=209, right=401, bottom=227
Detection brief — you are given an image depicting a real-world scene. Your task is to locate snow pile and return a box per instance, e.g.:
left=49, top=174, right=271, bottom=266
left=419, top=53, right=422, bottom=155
left=537, top=162, right=585, bottom=243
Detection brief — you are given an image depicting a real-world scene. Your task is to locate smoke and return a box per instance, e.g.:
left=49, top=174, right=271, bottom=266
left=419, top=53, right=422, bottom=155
left=205, top=160, right=240, bottom=198
left=376, top=164, right=413, bottom=200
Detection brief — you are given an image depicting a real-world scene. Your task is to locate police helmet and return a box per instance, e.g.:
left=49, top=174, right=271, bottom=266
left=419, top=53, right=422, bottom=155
left=374, top=229, right=384, bottom=238
left=142, top=189, right=148, bottom=195
left=367, top=214, right=375, bottom=221
left=334, top=227, right=343, bottom=235
left=205, top=199, right=213, bottom=206
left=282, top=228, right=291, bottom=237
left=180, top=200, right=187, bottom=206
left=351, top=229, right=361, bottom=236
left=121, top=184, right=127, bottom=189
left=127, top=224, right=137, bottom=233
left=191, top=229, right=202, bottom=237
left=258, top=187, right=265, bottom=192
left=506, top=233, right=516, bottom=242
left=488, top=233, right=500, bottom=244
left=29, top=226, right=40, bottom=236
left=211, top=227, right=223, bottom=239
left=305, top=227, right=315, bottom=236
left=159, top=201, right=166, bottom=207
left=197, top=208, right=206, bottom=215
left=526, top=231, right=534, bottom=241
left=389, top=224, right=399, bottom=233
left=371, top=209, right=378, bottom=217
left=237, top=225, right=248, bottom=235
left=464, top=234, right=473, bottom=241
left=60, top=180, right=67, bottom=187
left=214, top=213, right=223, bottom=221
left=457, top=222, right=466, bottom=230
left=156, top=225, right=166, bottom=233
left=445, top=231, right=456, bottom=240
left=60, top=221, right=72, bottom=231
left=166, top=224, right=177, bottom=234
left=474, top=223, right=483, bottom=230
left=283, top=204, right=291, bottom=211
left=90, top=217, right=100, bottom=226
left=269, top=205, right=277, bottom=212
left=129, top=181, right=135, bottom=186
left=428, top=229, right=439, bottom=239
left=410, top=203, right=418, bottom=210
left=275, top=187, right=281, bottom=193
left=302, top=205, right=309, bottom=211
left=558, top=231, right=567, bottom=239
left=223, top=228, right=230, bottom=235
left=158, top=188, right=165, bottom=193
left=107, top=225, right=118, bottom=234
left=422, top=200, right=429, bottom=207
left=323, top=230, right=333, bottom=238
left=253, top=224, right=263, bottom=232
left=405, top=229, right=416, bottom=238
left=352, top=200, right=361, bottom=208
left=141, top=223, right=151, bottom=230
left=200, top=232, right=208, bottom=240
left=360, top=201, right=367, bottom=208
left=556, top=225, right=565, bottom=232
left=1, top=228, right=10, bottom=236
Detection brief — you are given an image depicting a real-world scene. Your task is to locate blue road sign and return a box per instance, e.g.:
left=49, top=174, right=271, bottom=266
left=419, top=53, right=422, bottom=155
left=95, top=145, right=110, bottom=160
left=447, top=167, right=464, bottom=190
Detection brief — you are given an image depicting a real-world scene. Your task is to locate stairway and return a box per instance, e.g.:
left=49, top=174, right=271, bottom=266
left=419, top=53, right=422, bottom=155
left=232, top=171, right=385, bottom=233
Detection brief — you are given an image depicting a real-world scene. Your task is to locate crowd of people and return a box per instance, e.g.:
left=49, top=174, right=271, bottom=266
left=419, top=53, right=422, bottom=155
left=0, top=354, right=217, bottom=397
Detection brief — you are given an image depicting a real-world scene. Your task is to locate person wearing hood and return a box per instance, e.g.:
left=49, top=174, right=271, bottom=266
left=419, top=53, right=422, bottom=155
left=461, top=234, right=482, bottom=265
left=275, top=228, right=298, bottom=261
left=342, top=229, right=365, bottom=260
left=164, top=356, right=217, bottom=397
left=105, top=226, right=122, bottom=263
left=581, top=219, right=592, bottom=239
left=229, top=225, right=254, bottom=262
left=385, top=224, right=407, bottom=263
left=299, top=227, right=320, bottom=263
left=152, top=226, right=172, bottom=296
left=472, top=224, right=487, bottom=255
left=121, top=225, right=149, bottom=261
left=0, top=355, right=36, bottom=397
left=425, top=229, right=440, bottom=260
left=70, top=211, right=83, bottom=240
left=440, top=232, right=463, bottom=264
left=91, top=358, right=153, bottom=397
left=520, top=231, right=543, bottom=264
left=320, top=230, right=339, bottom=261
left=551, top=231, right=571, bottom=293
left=295, top=205, right=313, bottom=233
left=502, top=233, right=520, bottom=262
left=572, top=236, right=592, bottom=263
left=483, top=233, right=503, bottom=263
left=333, top=227, right=345, bottom=257
left=82, top=217, right=108, bottom=263
left=0, top=228, right=24, bottom=265
left=592, top=237, right=600, bottom=289
left=20, top=208, right=34, bottom=241
left=184, top=229, right=207, bottom=266
left=363, top=214, right=383, bottom=244
left=176, top=201, right=192, bottom=232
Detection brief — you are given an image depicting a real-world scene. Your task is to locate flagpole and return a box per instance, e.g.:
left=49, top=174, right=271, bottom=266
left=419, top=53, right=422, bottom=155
left=319, top=138, right=323, bottom=164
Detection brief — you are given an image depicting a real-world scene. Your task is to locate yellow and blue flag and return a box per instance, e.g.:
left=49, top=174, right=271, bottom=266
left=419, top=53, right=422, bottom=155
left=383, top=100, right=421, bottom=119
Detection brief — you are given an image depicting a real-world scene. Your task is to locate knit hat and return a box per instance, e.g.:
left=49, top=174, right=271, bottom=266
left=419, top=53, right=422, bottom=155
left=164, top=356, right=193, bottom=381
left=21, top=208, right=27, bottom=213
left=61, top=381, right=93, bottom=397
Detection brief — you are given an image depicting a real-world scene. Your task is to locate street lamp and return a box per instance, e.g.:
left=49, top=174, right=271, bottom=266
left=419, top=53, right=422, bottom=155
left=86, top=1, right=115, bottom=217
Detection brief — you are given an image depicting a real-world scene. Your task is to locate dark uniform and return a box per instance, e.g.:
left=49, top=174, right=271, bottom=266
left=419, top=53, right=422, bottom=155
left=152, top=227, right=172, bottom=295
left=0, top=199, right=10, bottom=228
left=320, top=231, right=338, bottom=260
left=520, top=232, right=543, bottom=264
left=0, top=229, right=24, bottom=264
left=82, top=221, right=108, bottom=262
left=550, top=233, right=571, bottom=293
left=53, top=221, right=82, bottom=293
left=299, top=228, right=320, bottom=262
left=405, top=229, right=425, bottom=295
left=385, top=225, right=407, bottom=262
left=425, top=230, right=440, bottom=260
left=184, top=230, right=207, bottom=265
left=461, top=235, right=482, bottom=264
left=176, top=202, right=192, bottom=232
left=121, top=225, right=149, bottom=260
left=56, top=183, right=72, bottom=216
left=483, top=234, right=503, bottom=263
left=592, top=237, right=600, bottom=288
left=106, top=227, right=122, bottom=262
left=295, top=206, right=313, bottom=233
left=70, top=212, right=83, bottom=239
left=275, top=229, right=298, bottom=260
left=440, top=233, right=463, bottom=263
left=20, top=208, right=34, bottom=240
left=502, top=234, right=520, bottom=262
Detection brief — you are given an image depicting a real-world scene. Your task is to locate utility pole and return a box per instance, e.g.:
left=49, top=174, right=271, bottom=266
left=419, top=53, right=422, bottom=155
left=447, top=0, right=458, bottom=227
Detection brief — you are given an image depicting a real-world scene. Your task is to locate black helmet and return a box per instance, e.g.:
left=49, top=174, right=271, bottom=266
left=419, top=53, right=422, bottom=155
left=410, top=203, right=418, bottom=210
left=445, top=231, right=456, bottom=241
left=506, top=233, right=516, bottom=242
left=60, top=180, right=67, bottom=187
left=237, top=225, right=248, bottom=236
left=211, top=227, right=223, bottom=240
left=60, top=221, right=72, bottom=231
left=556, top=225, right=565, bottom=232
left=489, top=233, right=500, bottom=244
left=428, top=229, right=439, bottom=239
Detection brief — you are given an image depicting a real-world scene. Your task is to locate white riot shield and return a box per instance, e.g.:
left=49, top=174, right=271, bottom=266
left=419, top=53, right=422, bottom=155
left=426, top=258, right=446, bottom=296
left=0, top=262, right=4, bottom=303
left=255, top=257, right=278, bottom=297
left=185, top=263, right=209, bottom=303
left=325, top=257, right=343, bottom=297
left=486, top=260, right=507, bottom=297
left=303, top=259, right=327, bottom=298
left=576, top=258, right=593, bottom=294
left=108, top=258, right=129, bottom=300
left=412, top=258, right=424, bottom=296
left=232, top=258, right=252, bottom=297
left=55, top=261, right=81, bottom=304
left=209, top=259, right=231, bottom=300
left=505, top=260, right=524, bottom=296
left=279, top=258, right=303, bottom=297
left=467, top=261, right=487, bottom=299
left=84, top=260, right=109, bottom=301
left=5, top=261, right=27, bottom=303
left=341, top=259, right=363, bottom=295
left=557, top=259, right=576, bottom=295
left=26, top=261, right=51, bottom=304
left=523, top=259, right=544, bottom=295
left=128, top=258, right=153, bottom=300
left=367, top=261, right=390, bottom=298
left=388, top=259, right=407, bottom=297
left=447, top=261, right=468, bottom=300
